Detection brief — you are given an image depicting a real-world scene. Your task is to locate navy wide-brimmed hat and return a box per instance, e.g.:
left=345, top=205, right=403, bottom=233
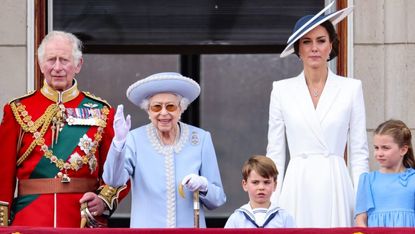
left=126, top=72, right=201, bottom=107
left=280, top=1, right=353, bottom=58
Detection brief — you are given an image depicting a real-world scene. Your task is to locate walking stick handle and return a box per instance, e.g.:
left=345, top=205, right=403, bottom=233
left=193, top=191, right=200, bottom=228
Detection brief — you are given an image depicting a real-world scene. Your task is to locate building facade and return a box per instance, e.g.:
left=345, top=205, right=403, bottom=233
left=1, top=0, right=414, bottom=225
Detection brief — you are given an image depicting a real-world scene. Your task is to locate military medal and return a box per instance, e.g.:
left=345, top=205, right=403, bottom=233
left=61, top=173, right=71, bottom=183
left=65, top=104, right=105, bottom=127
left=83, top=103, right=98, bottom=109
left=51, top=117, right=56, bottom=148
left=51, top=104, right=66, bottom=147
left=55, top=104, right=66, bottom=144
left=57, top=171, right=71, bottom=183
left=11, top=100, right=109, bottom=175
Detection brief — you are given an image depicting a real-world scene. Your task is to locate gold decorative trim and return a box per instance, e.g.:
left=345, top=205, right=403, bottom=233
left=37, top=106, right=109, bottom=171
left=12, top=101, right=109, bottom=173
left=83, top=92, right=111, bottom=108
left=0, top=201, right=9, bottom=226
left=8, top=90, right=36, bottom=104
left=97, top=185, right=127, bottom=211
left=40, top=79, right=79, bottom=103
left=10, top=102, right=56, bottom=133
left=12, top=103, right=59, bottom=166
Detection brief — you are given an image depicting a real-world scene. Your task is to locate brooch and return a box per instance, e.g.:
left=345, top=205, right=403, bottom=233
left=191, top=131, right=199, bottom=145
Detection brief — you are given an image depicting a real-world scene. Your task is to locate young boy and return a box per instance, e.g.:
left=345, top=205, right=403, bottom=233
left=224, top=155, right=295, bottom=228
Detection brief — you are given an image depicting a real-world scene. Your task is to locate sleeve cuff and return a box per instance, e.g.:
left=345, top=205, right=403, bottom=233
left=97, top=184, right=127, bottom=216
left=112, top=138, right=126, bottom=151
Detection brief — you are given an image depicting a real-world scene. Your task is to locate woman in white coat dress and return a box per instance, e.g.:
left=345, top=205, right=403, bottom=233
left=266, top=2, right=369, bottom=227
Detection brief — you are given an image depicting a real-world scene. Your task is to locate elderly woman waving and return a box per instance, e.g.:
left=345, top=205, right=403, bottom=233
left=103, top=72, right=226, bottom=228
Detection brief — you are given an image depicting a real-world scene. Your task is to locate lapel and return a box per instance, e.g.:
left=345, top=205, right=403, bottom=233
left=316, top=69, right=340, bottom=123
left=292, top=72, right=327, bottom=149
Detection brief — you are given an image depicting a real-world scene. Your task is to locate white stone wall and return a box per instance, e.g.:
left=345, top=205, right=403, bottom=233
left=354, top=0, right=415, bottom=169
left=0, top=0, right=27, bottom=120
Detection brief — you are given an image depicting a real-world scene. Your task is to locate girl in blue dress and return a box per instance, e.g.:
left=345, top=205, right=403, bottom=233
left=355, top=119, right=415, bottom=227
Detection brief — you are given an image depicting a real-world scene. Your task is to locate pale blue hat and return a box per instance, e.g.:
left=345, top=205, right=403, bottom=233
left=126, top=72, right=201, bottom=106
left=280, top=1, right=353, bottom=58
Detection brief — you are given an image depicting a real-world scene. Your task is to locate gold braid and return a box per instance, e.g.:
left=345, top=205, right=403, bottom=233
left=10, top=102, right=56, bottom=133
left=11, top=102, right=60, bottom=166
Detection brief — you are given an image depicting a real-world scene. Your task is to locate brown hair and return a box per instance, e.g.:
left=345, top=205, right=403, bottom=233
left=242, top=155, right=278, bottom=182
left=374, top=119, right=415, bottom=168
left=294, top=20, right=339, bottom=61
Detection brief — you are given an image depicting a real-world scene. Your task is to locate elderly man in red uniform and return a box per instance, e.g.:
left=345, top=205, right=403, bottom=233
left=0, top=31, right=126, bottom=227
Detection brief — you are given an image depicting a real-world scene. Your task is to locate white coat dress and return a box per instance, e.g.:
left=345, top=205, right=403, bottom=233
left=266, top=69, right=369, bottom=227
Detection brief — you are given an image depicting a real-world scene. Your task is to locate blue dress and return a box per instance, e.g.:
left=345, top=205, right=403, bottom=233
left=103, top=122, right=226, bottom=227
left=355, top=168, right=415, bottom=227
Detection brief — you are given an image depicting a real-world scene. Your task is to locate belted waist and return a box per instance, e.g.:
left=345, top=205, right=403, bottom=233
left=293, top=153, right=343, bottom=159
left=18, top=178, right=99, bottom=196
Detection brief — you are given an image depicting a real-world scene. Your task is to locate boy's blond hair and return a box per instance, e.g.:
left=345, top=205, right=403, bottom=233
left=242, top=155, right=278, bottom=182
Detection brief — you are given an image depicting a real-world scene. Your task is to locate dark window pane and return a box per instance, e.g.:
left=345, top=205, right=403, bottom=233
left=77, top=54, right=179, bottom=141
left=200, top=54, right=302, bottom=216
left=53, top=0, right=324, bottom=47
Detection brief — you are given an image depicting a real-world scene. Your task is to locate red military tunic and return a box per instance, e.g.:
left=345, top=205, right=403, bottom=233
left=0, top=80, right=124, bottom=227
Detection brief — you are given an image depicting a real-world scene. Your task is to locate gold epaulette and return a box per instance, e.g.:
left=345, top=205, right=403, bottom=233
left=8, top=90, right=37, bottom=104
left=83, top=92, right=111, bottom=108
left=0, top=201, right=9, bottom=226
left=97, top=185, right=127, bottom=214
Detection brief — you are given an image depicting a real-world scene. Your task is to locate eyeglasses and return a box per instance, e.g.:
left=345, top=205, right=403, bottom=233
left=149, top=103, right=179, bottom=112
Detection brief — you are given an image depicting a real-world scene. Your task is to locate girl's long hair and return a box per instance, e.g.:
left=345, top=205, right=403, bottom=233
left=375, top=119, right=415, bottom=168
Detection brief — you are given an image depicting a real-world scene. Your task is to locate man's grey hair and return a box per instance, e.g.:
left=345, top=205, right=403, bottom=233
left=37, top=31, right=83, bottom=66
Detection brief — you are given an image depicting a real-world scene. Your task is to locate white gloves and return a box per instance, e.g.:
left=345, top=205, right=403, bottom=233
left=113, top=105, right=131, bottom=149
left=181, top=173, right=208, bottom=192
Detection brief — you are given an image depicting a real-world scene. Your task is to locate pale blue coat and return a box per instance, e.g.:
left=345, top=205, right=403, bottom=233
left=103, top=122, right=226, bottom=227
